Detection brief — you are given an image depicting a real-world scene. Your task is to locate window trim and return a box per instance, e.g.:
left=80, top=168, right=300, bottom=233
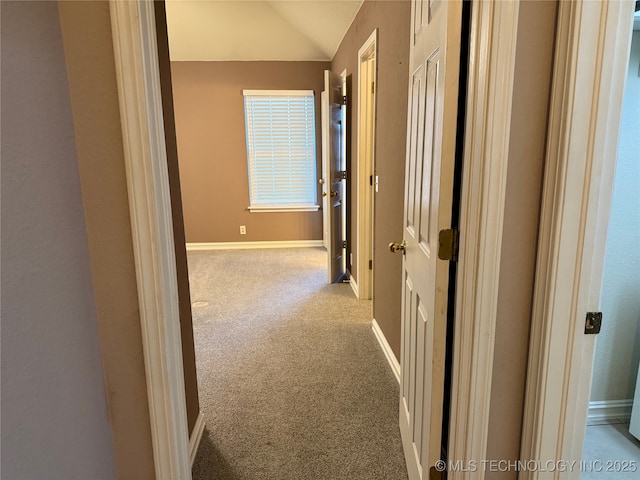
left=247, top=205, right=320, bottom=213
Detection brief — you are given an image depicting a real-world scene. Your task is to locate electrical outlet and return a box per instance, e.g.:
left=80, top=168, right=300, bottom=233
left=240, top=225, right=246, bottom=235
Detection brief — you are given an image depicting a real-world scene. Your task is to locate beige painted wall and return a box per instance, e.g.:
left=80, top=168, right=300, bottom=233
left=57, top=2, right=156, bottom=477
left=1, top=2, right=116, bottom=477
left=485, top=2, right=558, bottom=477
left=171, top=61, right=328, bottom=243
left=331, top=0, right=411, bottom=358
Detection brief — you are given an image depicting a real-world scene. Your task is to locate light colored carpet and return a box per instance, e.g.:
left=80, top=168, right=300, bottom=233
left=188, top=247, right=408, bottom=480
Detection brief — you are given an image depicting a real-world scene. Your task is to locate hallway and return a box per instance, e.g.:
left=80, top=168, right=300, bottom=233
left=188, top=247, right=407, bottom=479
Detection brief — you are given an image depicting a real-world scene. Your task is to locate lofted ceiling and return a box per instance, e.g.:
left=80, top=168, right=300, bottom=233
left=165, top=0, right=365, bottom=61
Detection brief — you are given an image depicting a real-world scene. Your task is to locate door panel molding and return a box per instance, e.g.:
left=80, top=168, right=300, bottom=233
left=520, top=2, right=635, bottom=478
left=447, top=1, right=520, bottom=478
left=109, top=1, right=191, bottom=478
left=400, top=0, right=462, bottom=476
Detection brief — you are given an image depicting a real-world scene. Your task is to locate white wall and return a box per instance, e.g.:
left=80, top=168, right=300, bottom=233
left=1, top=1, right=116, bottom=478
left=590, top=31, right=640, bottom=403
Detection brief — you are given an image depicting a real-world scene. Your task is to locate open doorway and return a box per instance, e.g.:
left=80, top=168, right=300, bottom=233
left=519, top=1, right=639, bottom=473
left=158, top=0, right=413, bottom=476
left=107, top=2, right=552, bottom=474
left=355, top=29, right=378, bottom=301
left=581, top=23, right=640, bottom=478
left=321, top=68, right=349, bottom=284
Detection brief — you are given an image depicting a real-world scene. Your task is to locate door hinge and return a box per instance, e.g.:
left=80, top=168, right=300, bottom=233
left=429, top=466, right=445, bottom=480
left=371, top=82, right=375, bottom=94
left=438, top=228, right=459, bottom=261
left=342, top=95, right=348, bottom=106
left=585, top=312, right=602, bottom=334
left=369, top=259, right=373, bottom=270
left=342, top=240, right=347, bottom=249
left=370, top=175, right=373, bottom=186
left=339, top=170, right=348, bottom=180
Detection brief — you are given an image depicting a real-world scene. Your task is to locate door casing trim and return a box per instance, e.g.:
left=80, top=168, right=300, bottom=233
left=356, top=28, right=378, bottom=300
left=109, top=1, right=190, bottom=478
left=448, top=1, right=520, bottom=477
left=519, top=1, right=635, bottom=477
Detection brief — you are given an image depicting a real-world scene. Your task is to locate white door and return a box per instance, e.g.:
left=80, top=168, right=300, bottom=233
left=320, top=90, right=330, bottom=250
left=396, top=1, right=462, bottom=478
left=324, top=70, right=346, bottom=283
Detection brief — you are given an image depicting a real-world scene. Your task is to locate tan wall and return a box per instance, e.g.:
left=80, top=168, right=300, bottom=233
left=331, top=0, right=411, bottom=358
left=1, top=2, right=116, bottom=477
left=485, top=2, right=558, bottom=477
left=154, top=0, right=201, bottom=437
left=58, top=2, right=156, bottom=477
left=171, top=61, right=329, bottom=243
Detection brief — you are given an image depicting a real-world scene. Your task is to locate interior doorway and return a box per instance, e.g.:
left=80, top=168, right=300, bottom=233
left=520, top=1, right=639, bottom=474
left=321, top=69, right=349, bottom=285
left=355, top=29, right=378, bottom=301
left=581, top=24, right=640, bottom=478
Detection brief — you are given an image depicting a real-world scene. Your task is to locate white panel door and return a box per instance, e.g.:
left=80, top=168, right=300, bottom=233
left=320, top=90, right=330, bottom=251
left=324, top=70, right=346, bottom=283
left=398, top=1, right=462, bottom=478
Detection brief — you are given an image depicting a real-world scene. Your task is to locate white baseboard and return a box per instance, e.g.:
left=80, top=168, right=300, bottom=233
left=186, top=240, right=324, bottom=251
left=189, top=411, right=206, bottom=467
left=587, top=399, right=633, bottom=426
left=349, top=276, right=359, bottom=298
left=371, top=319, right=401, bottom=384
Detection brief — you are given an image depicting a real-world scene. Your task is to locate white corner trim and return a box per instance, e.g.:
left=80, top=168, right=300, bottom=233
left=447, top=2, right=520, bottom=479
left=587, top=400, right=633, bottom=426
left=520, top=1, right=635, bottom=476
left=186, top=240, right=324, bottom=251
left=372, top=319, right=400, bottom=384
left=189, top=412, right=206, bottom=467
left=109, top=1, right=190, bottom=478
left=349, top=275, right=359, bottom=298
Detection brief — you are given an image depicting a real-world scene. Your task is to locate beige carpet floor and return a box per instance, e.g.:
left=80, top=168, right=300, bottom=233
left=188, top=247, right=408, bottom=480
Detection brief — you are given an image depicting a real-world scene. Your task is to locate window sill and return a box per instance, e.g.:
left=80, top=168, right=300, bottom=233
left=248, top=205, right=320, bottom=213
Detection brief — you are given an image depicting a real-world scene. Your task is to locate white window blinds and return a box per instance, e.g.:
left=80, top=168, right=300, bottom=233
left=243, top=90, right=319, bottom=212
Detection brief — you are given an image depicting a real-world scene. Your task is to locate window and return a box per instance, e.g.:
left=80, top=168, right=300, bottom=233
left=243, top=90, right=319, bottom=212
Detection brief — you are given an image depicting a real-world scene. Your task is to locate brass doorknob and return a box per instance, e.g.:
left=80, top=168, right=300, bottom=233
left=388, top=240, right=406, bottom=253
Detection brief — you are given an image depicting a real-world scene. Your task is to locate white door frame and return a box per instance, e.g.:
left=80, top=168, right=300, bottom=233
left=109, top=1, right=190, bottom=479
left=447, top=1, right=521, bottom=477
left=356, top=29, right=378, bottom=301
left=110, top=1, right=526, bottom=478
left=520, top=1, right=635, bottom=478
